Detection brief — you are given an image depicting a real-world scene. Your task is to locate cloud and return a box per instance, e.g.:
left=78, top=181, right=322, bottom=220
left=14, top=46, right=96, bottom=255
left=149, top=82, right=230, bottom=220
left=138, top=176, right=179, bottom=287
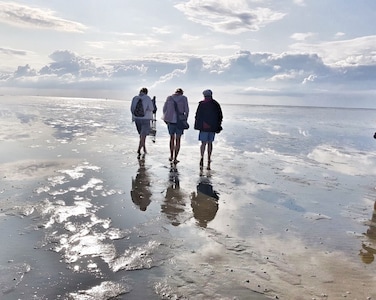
left=1, top=48, right=375, bottom=102
left=0, top=1, right=87, bottom=32
left=335, top=32, right=345, bottom=38
left=0, top=47, right=28, bottom=56
left=293, top=0, right=306, bottom=6
left=14, top=64, right=37, bottom=77
left=152, top=26, right=171, bottom=34
left=290, top=32, right=316, bottom=41
left=290, top=35, right=376, bottom=66
left=175, top=0, right=285, bottom=34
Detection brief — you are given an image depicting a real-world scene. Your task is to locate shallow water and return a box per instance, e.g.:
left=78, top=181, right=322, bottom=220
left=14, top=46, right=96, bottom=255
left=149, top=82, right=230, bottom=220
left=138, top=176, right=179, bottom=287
left=1, top=96, right=376, bottom=299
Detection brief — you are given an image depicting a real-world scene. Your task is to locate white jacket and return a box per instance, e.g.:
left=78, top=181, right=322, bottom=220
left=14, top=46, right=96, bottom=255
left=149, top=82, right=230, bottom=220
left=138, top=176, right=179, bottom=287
left=130, top=93, right=153, bottom=121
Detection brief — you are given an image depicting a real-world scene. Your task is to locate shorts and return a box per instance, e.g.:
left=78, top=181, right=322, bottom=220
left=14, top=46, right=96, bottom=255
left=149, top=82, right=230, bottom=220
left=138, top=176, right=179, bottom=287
left=167, top=123, right=184, bottom=136
left=135, top=119, right=151, bottom=136
left=199, top=131, right=215, bottom=142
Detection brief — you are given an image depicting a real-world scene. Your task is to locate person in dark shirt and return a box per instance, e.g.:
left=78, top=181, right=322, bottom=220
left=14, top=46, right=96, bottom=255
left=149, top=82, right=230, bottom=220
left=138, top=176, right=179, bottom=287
left=194, top=89, right=223, bottom=170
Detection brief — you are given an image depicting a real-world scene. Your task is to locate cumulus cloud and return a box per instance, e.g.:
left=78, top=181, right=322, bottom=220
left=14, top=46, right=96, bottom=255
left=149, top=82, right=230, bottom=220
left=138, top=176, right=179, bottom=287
left=14, top=64, right=37, bottom=77
left=1, top=48, right=375, bottom=101
left=0, top=1, right=87, bottom=32
left=175, top=0, right=285, bottom=34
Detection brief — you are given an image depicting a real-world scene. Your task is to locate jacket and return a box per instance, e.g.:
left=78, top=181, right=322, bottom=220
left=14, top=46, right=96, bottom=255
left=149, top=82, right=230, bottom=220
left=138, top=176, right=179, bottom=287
left=194, top=98, right=223, bottom=132
left=162, top=94, right=189, bottom=123
left=130, top=93, right=153, bottom=121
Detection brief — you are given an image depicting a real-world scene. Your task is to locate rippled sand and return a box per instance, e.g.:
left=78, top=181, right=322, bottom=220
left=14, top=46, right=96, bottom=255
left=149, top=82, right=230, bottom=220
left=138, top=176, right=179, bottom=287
left=1, top=96, right=376, bottom=299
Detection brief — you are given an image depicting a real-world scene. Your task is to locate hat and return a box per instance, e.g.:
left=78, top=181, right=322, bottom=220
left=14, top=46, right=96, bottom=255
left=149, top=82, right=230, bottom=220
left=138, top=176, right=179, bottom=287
left=175, top=88, right=184, bottom=94
left=203, top=89, right=212, bottom=97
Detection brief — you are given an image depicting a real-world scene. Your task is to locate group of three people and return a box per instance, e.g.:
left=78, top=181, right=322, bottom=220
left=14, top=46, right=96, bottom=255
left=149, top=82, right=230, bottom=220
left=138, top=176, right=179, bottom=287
left=130, top=87, right=223, bottom=170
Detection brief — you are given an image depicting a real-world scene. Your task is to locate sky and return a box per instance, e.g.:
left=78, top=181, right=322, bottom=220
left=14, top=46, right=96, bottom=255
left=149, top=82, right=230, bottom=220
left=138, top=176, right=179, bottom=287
left=1, top=0, right=376, bottom=107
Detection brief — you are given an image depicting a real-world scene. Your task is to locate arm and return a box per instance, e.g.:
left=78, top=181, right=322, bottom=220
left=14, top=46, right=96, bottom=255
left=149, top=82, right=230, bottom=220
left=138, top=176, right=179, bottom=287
left=130, top=97, right=135, bottom=113
left=194, top=103, right=202, bottom=130
left=184, top=97, right=189, bottom=117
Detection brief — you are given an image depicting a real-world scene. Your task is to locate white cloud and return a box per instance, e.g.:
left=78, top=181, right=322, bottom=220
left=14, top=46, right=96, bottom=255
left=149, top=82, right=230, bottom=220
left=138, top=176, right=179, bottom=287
left=152, top=26, right=171, bottom=34
left=175, top=0, right=286, bottom=34
left=0, top=2, right=87, bottom=32
left=290, top=35, right=376, bottom=66
left=290, top=32, right=316, bottom=41
left=293, top=0, right=306, bottom=6
left=335, top=32, right=345, bottom=38
left=302, top=74, right=317, bottom=84
left=268, top=70, right=304, bottom=82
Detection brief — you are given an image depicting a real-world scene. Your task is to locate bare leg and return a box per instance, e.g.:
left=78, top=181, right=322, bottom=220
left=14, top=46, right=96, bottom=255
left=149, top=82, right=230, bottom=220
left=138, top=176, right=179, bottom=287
left=207, top=142, right=213, bottom=162
left=207, top=142, right=213, bottom=170
left=200, top=142, right=206, bottom=167
left=174, top=135, right=181, bottom=163
left=169, top=135, right=175, bottom=161
left=138, top=135, right=147, bottom=154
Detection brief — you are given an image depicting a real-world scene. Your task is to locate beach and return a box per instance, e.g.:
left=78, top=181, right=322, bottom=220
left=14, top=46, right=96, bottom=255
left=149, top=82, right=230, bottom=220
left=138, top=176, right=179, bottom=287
left=1, top=95, right=376, bottom=299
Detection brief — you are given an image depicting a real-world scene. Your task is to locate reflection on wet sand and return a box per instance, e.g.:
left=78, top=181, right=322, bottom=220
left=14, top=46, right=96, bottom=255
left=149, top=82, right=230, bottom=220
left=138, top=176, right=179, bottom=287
left=130, top=157, right=151, bottom=211
left=161, top=165, right=186, bottom=226
left=191, top=171, right=219, bottom=228
left=360, top=201, right=376, bottom=264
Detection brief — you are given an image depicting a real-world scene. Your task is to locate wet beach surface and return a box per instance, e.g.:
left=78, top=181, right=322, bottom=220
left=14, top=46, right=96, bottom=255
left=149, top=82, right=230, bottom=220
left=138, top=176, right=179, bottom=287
left=1, top=96, right=376, bottom=299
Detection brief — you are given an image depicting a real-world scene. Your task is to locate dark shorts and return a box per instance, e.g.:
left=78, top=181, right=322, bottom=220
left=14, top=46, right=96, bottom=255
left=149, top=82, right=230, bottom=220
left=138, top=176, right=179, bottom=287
left=199, top=131, right=215, bottom=142
left=135, top=119, right=151, bottom=136
left=167, top=123, right=184, bottom=136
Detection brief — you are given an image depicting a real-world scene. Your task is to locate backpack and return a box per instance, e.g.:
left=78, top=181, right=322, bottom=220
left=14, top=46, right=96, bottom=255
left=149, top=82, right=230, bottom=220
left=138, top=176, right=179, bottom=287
left=134, top=97, right=145, bottom=117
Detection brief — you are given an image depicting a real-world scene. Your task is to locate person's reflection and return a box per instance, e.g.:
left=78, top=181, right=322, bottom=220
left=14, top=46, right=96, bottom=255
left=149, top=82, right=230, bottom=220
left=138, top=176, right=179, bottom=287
left=190, top=171, right=219, bottom=228
left=130, top=157, right=152, bottom=211
left=359, top=201, right=376, bottom=264
left=161, top=165, right=185, bottom=226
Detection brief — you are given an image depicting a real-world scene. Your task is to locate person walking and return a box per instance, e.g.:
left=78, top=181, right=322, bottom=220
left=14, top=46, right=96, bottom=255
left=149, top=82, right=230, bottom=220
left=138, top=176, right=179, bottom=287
left=194, top=89, right=223, bottom=170
left=130, top=87, right=154, bottom=158
left=162, top=88, right=189, bottom=164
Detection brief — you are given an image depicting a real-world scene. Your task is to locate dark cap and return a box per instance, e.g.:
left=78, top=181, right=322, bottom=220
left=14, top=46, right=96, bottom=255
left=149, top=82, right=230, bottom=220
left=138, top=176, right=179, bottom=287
left=203, top=89, right=212, bottom=97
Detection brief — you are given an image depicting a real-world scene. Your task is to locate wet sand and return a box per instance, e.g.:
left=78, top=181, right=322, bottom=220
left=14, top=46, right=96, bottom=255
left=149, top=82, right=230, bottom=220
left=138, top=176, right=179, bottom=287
left=1, top=96, right=376, bottom=299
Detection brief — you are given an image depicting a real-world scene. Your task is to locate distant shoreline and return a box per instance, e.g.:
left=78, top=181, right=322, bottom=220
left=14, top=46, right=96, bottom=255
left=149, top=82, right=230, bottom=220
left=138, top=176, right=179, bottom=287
left=1, top=94, right=376, bottom=111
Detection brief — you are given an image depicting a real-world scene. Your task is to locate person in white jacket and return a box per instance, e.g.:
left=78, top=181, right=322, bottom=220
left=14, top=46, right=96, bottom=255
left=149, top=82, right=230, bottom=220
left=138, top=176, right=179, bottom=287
left=130, top=87, right=154, bottom=157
